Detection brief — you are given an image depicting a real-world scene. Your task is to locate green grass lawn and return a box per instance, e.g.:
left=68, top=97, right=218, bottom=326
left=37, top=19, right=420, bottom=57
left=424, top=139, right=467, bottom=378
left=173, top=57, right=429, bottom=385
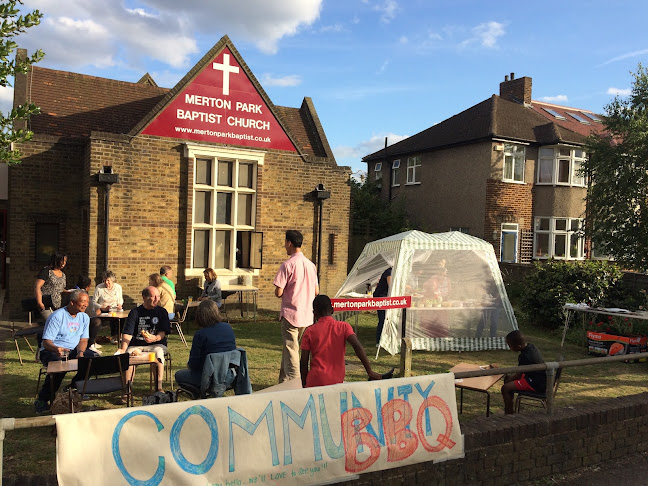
left=1, top=309, right=647, bottom=478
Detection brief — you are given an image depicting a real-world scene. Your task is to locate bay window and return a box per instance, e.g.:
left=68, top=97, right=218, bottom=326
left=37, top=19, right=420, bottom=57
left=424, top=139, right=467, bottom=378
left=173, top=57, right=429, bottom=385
left=536, top=146, right=587, bottom=186
left=534, top=217, right=584, bottom=259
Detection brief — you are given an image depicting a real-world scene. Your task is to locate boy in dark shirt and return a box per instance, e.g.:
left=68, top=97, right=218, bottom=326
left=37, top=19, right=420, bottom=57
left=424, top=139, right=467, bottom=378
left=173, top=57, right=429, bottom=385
left=501, top=330, right=546, bottom=414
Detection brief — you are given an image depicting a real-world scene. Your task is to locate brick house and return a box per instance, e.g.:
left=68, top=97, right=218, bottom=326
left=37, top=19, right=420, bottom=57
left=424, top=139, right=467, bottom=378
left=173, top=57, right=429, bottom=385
left=363, top=73, right=607, bottom=264
left=4, top=35, right=350, bottom=313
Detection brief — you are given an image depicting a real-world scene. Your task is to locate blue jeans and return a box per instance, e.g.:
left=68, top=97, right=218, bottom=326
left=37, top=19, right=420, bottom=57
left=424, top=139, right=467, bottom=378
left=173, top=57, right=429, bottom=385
left=175, top=368, right=202, bottom=389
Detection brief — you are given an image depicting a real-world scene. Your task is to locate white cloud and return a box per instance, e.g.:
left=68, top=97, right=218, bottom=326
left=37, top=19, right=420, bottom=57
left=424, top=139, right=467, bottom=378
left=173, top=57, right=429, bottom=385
left=320, top=23, right=345, bottom=33
left=375, top=0, right=399, bottom=23
left=376, top=60, right=389, bottom=75
left=399, top=35, right=408, bottom=44
left=607, top=87, right=632, bottom=96
left=19, top=0, right=322, bottom=71
left=0, top=86, right=13, bottom=115
left=459, top=21, right=505, bottom=49
left=333, top=132, right=409, bottom=164
left=261, top=74, right=302, bottom=87
left=539, top=95, right=568, bottom=103
left=598, top=48, right=648, bottom=67
left=470, top=21, right=505, bottom=48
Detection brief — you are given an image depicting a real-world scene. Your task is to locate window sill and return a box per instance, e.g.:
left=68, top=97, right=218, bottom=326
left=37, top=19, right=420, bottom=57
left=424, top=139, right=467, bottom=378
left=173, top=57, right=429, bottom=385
left=405, top=182, right=421, bottom=186
left=502, top=179, right=526, bottom=185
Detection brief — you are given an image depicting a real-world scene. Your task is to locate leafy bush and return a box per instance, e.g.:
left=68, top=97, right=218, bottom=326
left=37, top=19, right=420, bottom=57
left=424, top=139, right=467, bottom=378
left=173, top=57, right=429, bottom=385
left=520, top=260, right=626, bottom=329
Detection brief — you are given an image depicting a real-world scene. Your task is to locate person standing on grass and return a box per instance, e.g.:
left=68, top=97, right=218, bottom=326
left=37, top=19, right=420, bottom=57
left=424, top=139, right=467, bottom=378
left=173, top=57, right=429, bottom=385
left=300, top=295, right=382, bottom=387
left=501, top=330, right=546, bottom=414
left=373, top=267, right=392, bottom=346
left=274, top=230, right=319, bottom=383
left=34, top=289, right=98, bottom=414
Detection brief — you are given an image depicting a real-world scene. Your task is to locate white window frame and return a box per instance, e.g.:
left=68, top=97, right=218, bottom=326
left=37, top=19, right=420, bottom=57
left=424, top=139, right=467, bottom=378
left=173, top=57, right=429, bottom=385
left=450, top=227, right=470, bottom=234
left=533, top=216, right=584, bottom=260
left=503, top=143, right=525, bottom=183
left=406, top=156, right=421, bottom=185
left=185, top=143, right=265, bottom=278
left=536, top=145, right=587, bottom=187
left=374, top=162, right=382, bottom=182
left=391, top=159, right=400, bottom=187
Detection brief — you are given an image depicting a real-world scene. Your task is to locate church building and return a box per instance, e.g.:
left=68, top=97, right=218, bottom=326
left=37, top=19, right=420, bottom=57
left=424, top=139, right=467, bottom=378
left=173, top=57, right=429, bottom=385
left=4, top=35, right=350, bottom=313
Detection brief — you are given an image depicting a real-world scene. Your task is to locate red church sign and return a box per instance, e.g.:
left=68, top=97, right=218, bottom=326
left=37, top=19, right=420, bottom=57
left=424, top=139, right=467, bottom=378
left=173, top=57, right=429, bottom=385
left=142, top=47, right=297, bottom=152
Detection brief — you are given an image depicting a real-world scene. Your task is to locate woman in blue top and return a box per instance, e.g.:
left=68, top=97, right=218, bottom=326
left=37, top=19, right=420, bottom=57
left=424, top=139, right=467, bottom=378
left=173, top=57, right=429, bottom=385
left=175, top=299, right=236, bottom=388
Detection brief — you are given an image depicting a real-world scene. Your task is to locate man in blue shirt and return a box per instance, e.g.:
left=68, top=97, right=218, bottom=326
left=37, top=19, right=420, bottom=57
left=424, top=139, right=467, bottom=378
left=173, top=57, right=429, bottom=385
left=34, top=289, right=97, bottom=414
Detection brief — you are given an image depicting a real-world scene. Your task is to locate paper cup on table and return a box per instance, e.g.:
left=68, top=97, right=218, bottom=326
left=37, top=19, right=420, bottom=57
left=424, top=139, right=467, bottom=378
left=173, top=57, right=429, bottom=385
left=148, top=352, right=156, bottom=362
left=111, top=312, right=116, bottom=317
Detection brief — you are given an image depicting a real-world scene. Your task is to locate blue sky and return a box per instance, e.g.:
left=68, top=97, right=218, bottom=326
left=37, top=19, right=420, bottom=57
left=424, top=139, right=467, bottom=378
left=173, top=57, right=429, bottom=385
left=2, top=0, right=647, bottom=174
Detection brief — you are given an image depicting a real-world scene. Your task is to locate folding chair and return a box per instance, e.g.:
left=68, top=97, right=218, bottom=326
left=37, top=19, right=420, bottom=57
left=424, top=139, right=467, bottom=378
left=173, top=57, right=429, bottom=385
left=515, top=367, right=563, bottom=412
left=170, top=304, right=189, bottom=347
left=12, top=321, right=44, bottom=366
left=70, top=354, right=132, bottom=411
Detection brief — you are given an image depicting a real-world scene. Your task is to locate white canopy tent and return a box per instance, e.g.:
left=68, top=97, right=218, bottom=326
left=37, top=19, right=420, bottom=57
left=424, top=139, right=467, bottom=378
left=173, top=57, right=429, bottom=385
left=336, top=231, right=517, bottom=355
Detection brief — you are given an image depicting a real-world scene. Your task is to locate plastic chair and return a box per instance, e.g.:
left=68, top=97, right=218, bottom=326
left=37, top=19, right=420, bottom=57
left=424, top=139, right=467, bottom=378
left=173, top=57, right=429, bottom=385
left=70, top=354, right=132, bottom=411
left=176, top=348, right=251, bottom=400
left=514, top=367, right=563, bottom=412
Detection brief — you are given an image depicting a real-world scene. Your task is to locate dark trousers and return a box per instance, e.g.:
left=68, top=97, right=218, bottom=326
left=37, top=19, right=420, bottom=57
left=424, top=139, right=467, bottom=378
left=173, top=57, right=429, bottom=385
left=376, top=309, right=386, bottom=344
left=37, top=348, right=98, bottom=403
left=88, top=318, right=102, bottom=346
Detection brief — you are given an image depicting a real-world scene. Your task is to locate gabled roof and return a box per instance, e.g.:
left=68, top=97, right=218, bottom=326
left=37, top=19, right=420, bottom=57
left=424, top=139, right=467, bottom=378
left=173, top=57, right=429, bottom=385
left=363, top=95, right=596, bottom=162
left=21, top=38, right=335, bottom=160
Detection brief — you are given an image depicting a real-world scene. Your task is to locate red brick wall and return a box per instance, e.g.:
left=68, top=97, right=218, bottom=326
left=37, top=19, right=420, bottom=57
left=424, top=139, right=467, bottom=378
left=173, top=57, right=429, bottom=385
left=485, top=180, right=533, bottom=259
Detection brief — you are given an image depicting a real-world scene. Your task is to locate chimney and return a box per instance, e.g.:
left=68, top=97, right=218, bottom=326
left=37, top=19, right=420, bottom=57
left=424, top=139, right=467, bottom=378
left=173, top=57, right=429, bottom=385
left=499, top=73, right=532, bottom=105
left=14, top=48, right=29, bottom=130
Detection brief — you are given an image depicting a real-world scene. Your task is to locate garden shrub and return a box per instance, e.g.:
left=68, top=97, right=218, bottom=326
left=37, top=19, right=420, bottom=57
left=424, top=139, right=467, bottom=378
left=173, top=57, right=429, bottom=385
left=520, top=260, right=626, bottom=329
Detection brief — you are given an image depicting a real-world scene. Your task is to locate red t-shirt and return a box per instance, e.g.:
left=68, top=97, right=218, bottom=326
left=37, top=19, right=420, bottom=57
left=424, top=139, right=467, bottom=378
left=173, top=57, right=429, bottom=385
left=301, top=316, right=354, bottom=387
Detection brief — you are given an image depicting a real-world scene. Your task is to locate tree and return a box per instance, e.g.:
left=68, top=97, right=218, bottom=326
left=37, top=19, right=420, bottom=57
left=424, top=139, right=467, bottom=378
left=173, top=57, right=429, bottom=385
left=584, top=64, right=648, bottom=271
left=0, top=0, right=43, bottom=165
left=350, top=177, right=411, bottom=239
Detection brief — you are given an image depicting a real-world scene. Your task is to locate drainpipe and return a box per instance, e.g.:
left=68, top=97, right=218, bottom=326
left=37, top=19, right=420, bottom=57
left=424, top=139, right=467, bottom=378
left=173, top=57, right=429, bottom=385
left=97, top=167, right=119, bottom=271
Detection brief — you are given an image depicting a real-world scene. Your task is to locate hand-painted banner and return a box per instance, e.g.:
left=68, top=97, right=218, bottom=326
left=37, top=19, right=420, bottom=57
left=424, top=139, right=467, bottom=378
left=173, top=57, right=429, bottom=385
left=331, top=296, right=411, bottom=312
left=55, top=373, right=463, bottom=485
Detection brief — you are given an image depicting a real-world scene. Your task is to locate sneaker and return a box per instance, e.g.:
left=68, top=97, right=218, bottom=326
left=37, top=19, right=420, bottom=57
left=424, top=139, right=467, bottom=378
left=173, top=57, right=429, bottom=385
left=34, top=399, right=50, bottom=414
left=91, top=343, right=102, bottom=349
left=89, top=344, right=103, bottom=355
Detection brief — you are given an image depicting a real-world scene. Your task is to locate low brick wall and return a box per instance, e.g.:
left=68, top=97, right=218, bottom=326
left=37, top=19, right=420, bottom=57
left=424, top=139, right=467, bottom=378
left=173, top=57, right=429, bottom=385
left=343, top=392, right=648, bottom=485
left=4, top=393, right=648, bottom=485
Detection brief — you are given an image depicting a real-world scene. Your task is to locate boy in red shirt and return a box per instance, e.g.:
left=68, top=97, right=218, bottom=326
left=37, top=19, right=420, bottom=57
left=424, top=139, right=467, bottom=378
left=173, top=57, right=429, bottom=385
left=300, top=295, right=382, bottom=387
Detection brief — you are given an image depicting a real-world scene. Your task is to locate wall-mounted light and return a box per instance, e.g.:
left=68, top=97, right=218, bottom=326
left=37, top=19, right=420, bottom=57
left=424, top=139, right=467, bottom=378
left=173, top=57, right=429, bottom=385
left=492, top=230, right=499, bottom=240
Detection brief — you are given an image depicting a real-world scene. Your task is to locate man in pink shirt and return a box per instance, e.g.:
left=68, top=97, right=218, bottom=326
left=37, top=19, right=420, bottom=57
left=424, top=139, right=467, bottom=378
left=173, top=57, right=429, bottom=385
left=274, top=230, right=319, bottom=383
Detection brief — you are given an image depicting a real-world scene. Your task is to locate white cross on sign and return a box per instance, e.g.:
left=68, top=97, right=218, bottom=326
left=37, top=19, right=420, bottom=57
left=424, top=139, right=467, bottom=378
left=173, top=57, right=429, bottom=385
left=212, top=53, right=240, bottom=96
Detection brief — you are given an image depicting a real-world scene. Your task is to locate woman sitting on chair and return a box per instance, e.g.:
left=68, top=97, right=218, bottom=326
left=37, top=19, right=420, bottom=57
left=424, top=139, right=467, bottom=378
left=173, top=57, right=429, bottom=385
left=175, top=299, right=236, bottom=389
left=198, top=268, right=222, bottom=308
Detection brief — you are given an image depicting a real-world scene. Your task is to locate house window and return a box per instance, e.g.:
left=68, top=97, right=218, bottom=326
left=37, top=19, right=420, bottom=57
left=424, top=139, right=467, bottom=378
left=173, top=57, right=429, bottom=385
left=533, top=217, right=584, bottom=260
left=450, top=227, right=470, bottom=234
left=406, top=156, right=421, bottom=184
left=187, top=145, right=265, bottom=274
left=391, top=160, right=400, bottom=187
left=374, top=162, right=382, bottom=181
left=500, top=223, right=519, bottom=263
left=536, top=146, right=587, bottom=187
left=35, top=223, right=59, bottom=263
left=503, top=143, right=525, bottom=183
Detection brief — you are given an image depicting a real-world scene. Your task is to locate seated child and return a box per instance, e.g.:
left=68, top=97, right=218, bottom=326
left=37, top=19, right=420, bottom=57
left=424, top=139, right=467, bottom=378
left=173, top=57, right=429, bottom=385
left=300, top=295, right=382, bottom=387
left=501, top=330, right=546, bottom=414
